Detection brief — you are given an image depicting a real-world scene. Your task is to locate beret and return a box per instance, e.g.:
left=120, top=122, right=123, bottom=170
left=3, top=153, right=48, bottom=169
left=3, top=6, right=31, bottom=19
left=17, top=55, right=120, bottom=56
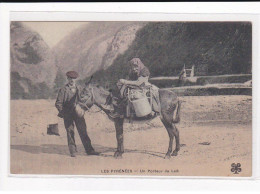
left=66, top=71, right=79, bottom=79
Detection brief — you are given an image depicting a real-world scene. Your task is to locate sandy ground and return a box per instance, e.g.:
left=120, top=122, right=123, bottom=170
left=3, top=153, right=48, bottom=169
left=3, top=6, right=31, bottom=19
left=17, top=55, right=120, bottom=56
left=10, top=95, right=252, bottom=177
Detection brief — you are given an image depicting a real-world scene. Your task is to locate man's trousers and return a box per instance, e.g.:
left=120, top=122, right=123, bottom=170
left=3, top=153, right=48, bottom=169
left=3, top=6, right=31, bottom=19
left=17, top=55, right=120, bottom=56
left=63, top=112, right=94, bottom=155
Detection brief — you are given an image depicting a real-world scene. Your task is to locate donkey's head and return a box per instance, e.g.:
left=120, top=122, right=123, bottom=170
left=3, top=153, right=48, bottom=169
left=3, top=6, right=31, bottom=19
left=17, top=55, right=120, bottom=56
left=79, top=76, right=110, bottom=109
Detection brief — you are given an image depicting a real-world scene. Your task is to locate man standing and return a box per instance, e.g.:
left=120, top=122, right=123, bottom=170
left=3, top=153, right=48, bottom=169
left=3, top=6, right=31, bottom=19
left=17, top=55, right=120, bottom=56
left=55, top=71, right=99, bottom=157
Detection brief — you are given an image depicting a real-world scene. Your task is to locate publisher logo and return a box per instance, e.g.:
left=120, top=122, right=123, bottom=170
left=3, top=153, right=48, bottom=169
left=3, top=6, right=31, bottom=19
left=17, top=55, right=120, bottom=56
left=231, top=163, right=241, bottom=174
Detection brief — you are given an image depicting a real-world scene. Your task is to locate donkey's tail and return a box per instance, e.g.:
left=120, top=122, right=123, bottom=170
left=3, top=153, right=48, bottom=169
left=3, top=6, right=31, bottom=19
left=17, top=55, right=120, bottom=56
left=172, top=100, right=181, bottom=123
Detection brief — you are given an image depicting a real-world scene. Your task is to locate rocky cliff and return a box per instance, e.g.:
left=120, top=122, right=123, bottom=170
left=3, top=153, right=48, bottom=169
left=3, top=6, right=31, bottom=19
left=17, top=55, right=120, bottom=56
left=53, top=22, right=146, bottom=78
left=11, top=22, right=57, bottom=87
left=10, top=21, right=146, bottom=99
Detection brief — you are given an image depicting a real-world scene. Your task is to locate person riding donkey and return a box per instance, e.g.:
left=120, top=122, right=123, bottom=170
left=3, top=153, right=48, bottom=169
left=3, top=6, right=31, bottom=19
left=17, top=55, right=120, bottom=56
left=103, top=58, right=159, bottom=118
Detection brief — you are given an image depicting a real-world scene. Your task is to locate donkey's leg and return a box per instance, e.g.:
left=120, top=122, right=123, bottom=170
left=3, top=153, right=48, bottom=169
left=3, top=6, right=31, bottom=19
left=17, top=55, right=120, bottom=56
left=160, top=118, right=174, bottom=159
left=114, top=118, right=124, bottom=158
left=171, top=124, right=180, bottom=156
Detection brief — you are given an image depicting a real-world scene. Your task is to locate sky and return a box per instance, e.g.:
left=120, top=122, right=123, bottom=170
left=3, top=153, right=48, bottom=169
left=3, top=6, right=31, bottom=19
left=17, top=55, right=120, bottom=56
left=21, top=22, right=89, bottom=48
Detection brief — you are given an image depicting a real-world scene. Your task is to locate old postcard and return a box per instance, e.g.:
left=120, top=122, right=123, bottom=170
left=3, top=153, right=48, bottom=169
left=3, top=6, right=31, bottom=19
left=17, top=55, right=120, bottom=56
left=10, top=20, right=252, bottom=177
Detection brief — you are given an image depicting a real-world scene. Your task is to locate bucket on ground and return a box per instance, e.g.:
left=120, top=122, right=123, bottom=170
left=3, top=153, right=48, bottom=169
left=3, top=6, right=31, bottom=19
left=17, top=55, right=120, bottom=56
left=47, top=123, right=60, bottom=136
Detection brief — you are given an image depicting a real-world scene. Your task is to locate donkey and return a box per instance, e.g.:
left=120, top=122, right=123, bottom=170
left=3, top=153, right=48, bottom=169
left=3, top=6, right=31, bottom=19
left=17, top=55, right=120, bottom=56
left=78, top=81, right=181, bottom=159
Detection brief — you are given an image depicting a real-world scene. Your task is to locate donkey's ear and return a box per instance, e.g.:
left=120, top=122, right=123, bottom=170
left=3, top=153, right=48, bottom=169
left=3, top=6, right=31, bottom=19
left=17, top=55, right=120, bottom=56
left=85, top=76, right=93, bottom=86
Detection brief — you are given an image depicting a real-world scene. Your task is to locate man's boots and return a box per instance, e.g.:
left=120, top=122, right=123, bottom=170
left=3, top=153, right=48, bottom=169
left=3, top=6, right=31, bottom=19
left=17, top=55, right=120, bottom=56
left=69, top=145, right=76, bottom=157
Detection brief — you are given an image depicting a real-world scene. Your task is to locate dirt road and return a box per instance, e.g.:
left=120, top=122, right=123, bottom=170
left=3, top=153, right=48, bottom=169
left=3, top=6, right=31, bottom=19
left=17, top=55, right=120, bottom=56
left=10, top=95, right=252, bottom=177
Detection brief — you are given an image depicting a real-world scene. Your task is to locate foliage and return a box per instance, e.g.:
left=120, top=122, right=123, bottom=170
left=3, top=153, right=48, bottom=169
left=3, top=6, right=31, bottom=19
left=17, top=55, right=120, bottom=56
left=53, top=69, right=66, bottom=92
left=11, top=72, right=54, bottom=99
left=88, top=22, right=252, bottom=88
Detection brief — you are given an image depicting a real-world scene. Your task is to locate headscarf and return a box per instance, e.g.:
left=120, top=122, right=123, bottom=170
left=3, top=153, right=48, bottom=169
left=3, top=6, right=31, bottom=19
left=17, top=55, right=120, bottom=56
left=129, top=58, right=145, bottom=75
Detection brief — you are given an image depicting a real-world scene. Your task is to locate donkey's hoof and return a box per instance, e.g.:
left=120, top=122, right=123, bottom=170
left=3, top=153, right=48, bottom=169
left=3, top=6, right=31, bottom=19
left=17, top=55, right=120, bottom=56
left=114, top=151, right=123, bottom=159
left=164, top=154, right=171, bottom=159
left=171, top=151, right=178, bottom=156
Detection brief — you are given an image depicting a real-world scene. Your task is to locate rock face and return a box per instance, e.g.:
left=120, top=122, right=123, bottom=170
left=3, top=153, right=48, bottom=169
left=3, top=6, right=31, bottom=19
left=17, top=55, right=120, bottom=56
left=10, top=22, right=57, bottom=87
left=53, top=22, right=146, bottom=78
left=10, top=21, right=146, bottom=99
left=103, top=22, right=252, bottom=78
left=87, top=22, right=252, bottom=89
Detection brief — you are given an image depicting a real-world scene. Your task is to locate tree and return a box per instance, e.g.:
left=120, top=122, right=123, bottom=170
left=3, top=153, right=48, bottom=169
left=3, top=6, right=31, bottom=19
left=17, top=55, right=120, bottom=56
left=53, top=69, right=66, bottom=92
